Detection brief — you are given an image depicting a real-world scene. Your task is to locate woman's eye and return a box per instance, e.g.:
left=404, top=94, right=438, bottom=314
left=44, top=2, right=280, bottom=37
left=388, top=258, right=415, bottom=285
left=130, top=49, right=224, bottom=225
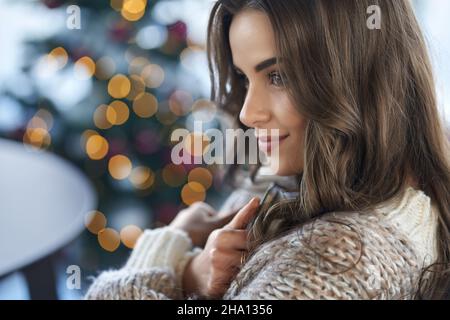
left=269, top=71, right=285, bottom=87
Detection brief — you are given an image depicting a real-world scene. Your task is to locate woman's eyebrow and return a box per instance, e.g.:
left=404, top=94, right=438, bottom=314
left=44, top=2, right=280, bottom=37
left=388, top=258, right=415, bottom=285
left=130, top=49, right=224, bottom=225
left=233, top=57, right=278, bottom=74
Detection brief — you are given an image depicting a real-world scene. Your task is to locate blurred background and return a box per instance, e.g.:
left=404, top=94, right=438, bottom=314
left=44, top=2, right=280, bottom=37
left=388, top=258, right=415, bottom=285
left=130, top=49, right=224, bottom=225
left=0, top=0, right=449, bottom=300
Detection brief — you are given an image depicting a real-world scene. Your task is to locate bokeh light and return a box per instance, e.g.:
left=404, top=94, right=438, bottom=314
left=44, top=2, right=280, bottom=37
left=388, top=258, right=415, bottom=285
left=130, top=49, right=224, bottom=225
left=48, top=47, right=68, bottom=70
left=162, top=164, right=186, bottom=187
left=93, top=104, right=113, bottom=130
left=169, top=90, right=193, bottom=116
left=106, top=100, right=130, bottom=125
left=74, top=56, right=96, bottom=80
left=126, top=75, right=146, bottom=101
left=129, top=166, right=155, bottom=190
left=108, top=154, right=132, bottom=180
left=181, top=181, right=206, bottom=206
left=136, top=25, right=168, bottom=50
left=121, top=0, right=147, bottom=22
left=128, top=56, right=150, bottom=75
left=98, top=228, right=121, bottom=252
left=120, top=225, right=143, bottom=249
left=110, top=0, right=123, bottom=11
left=155, top=108, right=178, bottom=125
left=34, top=109, right=54, bottom=130
left=23, top=127, right=51, bottom=149
left=108, top=74, right=131, bottom=99
left=133, top=92, right=158, bottom=118
left=188, top=167, right=213, bottom=190
left=141, top=64, right=165, bottom=88
left=86, top=134, right=109, bottom=160
left=84, top=211, right=107, bottom=234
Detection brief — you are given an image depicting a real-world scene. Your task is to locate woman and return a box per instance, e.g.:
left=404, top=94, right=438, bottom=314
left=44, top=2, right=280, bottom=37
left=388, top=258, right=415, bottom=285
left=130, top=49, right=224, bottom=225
left=85, top=0, right=450, bottom=299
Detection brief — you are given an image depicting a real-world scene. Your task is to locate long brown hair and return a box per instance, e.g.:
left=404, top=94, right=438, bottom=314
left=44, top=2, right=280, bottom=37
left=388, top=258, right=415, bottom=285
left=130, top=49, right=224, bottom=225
left=207, top=0, right=450, bottom=299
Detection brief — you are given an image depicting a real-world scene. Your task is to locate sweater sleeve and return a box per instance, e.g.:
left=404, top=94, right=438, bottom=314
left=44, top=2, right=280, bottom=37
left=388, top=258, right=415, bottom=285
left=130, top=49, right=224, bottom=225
left=224, top=213, right=420, bottom=300
left=84, top=226, right=202, bottom=300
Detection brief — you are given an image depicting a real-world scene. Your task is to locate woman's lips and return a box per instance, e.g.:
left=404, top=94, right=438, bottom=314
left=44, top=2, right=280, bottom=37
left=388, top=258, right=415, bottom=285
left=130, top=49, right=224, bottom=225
left=257, top=135, right=289, bottom=153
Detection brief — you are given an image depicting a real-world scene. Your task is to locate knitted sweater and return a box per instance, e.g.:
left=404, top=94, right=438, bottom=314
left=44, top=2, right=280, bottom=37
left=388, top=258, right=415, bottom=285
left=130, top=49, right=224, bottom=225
left=85, top=180, right=439, bottom=300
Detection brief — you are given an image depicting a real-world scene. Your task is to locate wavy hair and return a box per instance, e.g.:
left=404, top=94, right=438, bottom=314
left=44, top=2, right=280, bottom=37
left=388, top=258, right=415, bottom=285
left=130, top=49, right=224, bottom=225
left=207, top=0, right=450, bottom=299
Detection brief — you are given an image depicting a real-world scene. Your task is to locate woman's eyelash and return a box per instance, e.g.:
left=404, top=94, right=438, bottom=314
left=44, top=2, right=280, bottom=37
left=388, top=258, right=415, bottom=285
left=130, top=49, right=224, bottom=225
left=236, top=71, right=285, bottom=88
left=268, top=71, right=285, bottom=87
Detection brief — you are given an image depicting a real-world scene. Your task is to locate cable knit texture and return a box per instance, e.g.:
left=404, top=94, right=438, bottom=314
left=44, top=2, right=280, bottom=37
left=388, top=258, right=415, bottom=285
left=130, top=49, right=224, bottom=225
left=84, top=185, right=439, bottom=300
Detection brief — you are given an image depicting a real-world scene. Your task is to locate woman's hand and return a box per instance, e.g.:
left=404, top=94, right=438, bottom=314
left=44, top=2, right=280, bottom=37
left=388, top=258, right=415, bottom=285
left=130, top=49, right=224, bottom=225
left=169, top=202, right=237, bottom=248
left=182, top=197, right=260, bottom=299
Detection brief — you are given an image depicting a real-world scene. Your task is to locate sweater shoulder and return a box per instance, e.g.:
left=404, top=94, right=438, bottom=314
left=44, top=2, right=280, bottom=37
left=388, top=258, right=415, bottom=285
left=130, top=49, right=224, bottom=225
left=225, top=211, right=422, bottom=299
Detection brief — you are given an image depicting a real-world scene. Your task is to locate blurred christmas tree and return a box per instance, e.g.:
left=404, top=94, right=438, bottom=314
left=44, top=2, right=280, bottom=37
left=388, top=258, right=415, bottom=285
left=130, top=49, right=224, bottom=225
left=0, top=0, right=227, bottom=271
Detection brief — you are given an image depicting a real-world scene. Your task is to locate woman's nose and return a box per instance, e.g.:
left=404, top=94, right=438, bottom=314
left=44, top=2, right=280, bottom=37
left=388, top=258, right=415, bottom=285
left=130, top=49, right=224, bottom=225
left=239, top=88, right=271, bottom=128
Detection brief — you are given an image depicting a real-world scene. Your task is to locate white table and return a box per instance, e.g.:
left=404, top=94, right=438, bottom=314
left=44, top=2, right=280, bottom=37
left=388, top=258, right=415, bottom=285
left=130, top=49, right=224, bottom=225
left=0, top=138, right=96, bottom=299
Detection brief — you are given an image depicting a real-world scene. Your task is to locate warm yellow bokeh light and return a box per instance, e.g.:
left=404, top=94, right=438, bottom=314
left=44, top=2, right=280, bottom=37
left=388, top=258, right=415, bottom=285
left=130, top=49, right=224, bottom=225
left=120, top=225, right=143, bottom=249
left=106, top=100, right=130, bottom=125
left=162, top=164, right=186, bottom=187
left=188, top=167, right=213, bottom=190
left=74, top=56, right=96, bottom=80
left=98, top=228, right=121, bottom=252
left=181, top=182, right=206, bottom=206
left=121, top=0, right=147, bottom=21
left=48, top=47, right=68, bottom=69
left=133, top=92, right=158, bottom=118
left=130, top=166, right=155, bottom=190
left=108, top=74, right=131, bottom=99
left=108, top=154, right=132, bottom=180
left=141, top=64, right=165, bottom=88
left=23, top=128, right=51, bottom=149
left=80, top=129, right=98, bottom=148
left=86, top=134, right=109, bottom=160
left=84, top=211, right=107, bottom=235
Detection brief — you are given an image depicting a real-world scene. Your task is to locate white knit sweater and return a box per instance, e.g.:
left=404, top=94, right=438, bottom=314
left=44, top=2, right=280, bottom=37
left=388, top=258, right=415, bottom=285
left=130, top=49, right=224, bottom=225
left=85, top=183, right=439, bottom=300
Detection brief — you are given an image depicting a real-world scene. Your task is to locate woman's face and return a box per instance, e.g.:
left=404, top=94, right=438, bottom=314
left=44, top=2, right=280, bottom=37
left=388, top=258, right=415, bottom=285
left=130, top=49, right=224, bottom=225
left=229, top=9, right=307, bottom=176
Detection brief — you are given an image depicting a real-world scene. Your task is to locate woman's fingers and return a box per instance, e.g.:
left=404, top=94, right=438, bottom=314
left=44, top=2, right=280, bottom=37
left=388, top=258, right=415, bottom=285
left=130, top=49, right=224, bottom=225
left=210, top=248, right=244, bottom=272
left=212, top=228, right=248, bottom=251
left=225, top=197, right=260, bottom=230
left=193, top=202, right=217, bottom=216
